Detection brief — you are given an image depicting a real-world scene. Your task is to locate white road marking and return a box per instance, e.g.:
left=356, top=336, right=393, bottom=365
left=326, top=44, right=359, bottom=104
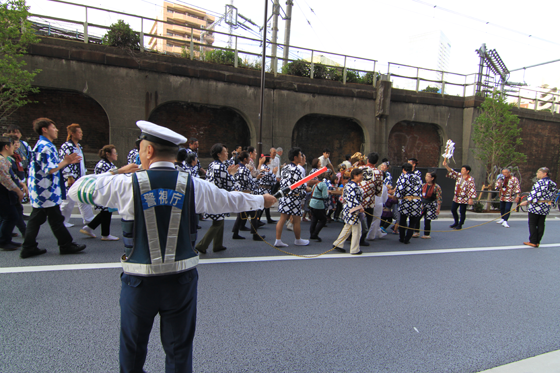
left=1, top=243, right=559, bottom=274
left=414, top=327, right=419, bottom=333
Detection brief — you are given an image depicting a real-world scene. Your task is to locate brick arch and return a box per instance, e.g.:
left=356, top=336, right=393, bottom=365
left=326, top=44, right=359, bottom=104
left=388, top=121, right=442, bottom=167
left=5, top=88, right=110, bottom=155
left=148, top=101, right=251, bottom=158
left=292, top=114, right=364, bottom=166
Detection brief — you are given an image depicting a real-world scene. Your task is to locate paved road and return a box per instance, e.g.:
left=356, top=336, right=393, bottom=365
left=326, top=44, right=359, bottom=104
left=1, top=214, right=559, bottom=372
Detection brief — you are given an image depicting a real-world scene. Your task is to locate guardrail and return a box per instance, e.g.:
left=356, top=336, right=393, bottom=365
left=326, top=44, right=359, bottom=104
left=27, top=0, right=559, bottom=111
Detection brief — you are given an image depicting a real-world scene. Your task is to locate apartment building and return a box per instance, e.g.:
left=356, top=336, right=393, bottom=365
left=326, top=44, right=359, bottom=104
left=148, top=1, right=215, bottom=56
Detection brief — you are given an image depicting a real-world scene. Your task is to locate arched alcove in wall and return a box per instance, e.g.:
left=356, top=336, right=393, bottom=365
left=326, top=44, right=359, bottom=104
left=388, top=121, right=442, bottom=167
left=292, top=114, right=365, bottom=166
left=4, top=88, right=110, bottom=157
left=149, top=102, right=251, bottom=157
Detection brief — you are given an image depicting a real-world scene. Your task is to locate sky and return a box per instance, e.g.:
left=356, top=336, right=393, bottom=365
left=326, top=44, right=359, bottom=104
left=25, top=0, right=560, bottom=95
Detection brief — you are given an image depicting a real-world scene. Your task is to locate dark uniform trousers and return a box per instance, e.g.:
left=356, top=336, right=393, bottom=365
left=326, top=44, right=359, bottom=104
left=22, top=205, right=73, bottom=250
left=120, top=268, right=198, bottom=373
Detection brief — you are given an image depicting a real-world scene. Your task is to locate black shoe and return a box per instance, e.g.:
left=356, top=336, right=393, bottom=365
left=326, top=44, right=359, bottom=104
left=310, top=236, right=322, bottom=242
left=267, top=219, right=277, bottom=224
left=9, top=241, right=22, bottom=247
left=403, top=240, right=411, bottom=244
left=360, top=240, right=370, bottom=247
left=449, top=223, right=458, bottom=228
left=196, top=246, right=207, bottom=254
left=253, top=234, right=266, bottom=241
left=399, top=238, right=404, bottom=243
left=214, top=246, right=227, bottom=252
left=333, top=246, right=346, bottom=253
left=232, top=234, right=245, bottom=240
left=257, top=221, right=266, bottom=227
left=1, top=242, right=19, bottom=251
left=197, top=225, right=202, bottom=230
left=454, top=225, right=462, bottom=230
left=351, top=251, right=363, bottom=255
left=239, top=227, right=251, bottom=232
left=60, top=242, right=86, bottom=255
left=20, top=247, right=47, bottom=258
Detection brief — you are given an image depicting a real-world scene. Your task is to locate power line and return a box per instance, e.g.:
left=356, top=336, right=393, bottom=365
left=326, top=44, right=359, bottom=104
left=411, top=0, right=560, bottom=48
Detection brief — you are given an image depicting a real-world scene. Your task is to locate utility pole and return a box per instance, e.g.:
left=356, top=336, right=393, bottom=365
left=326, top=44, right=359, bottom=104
left=282, top=0, right=293, bottom=69
left=270, top=0, right=280, bottom=74
left=227, top=0, right=234, bottom=48
left=257, top=0, right=269, bottom=158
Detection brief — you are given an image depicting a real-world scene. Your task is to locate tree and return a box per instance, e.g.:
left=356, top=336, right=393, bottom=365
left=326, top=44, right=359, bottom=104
left=0, top=0, right=41, bottom=121
left=472, top=90, right=527, bottom=186
left=102, top=20, right=140, bottom=50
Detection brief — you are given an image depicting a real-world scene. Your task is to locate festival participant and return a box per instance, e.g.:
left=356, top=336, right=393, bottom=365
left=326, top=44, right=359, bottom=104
left=518, top=167, right=557, bottom=248
left=332, top=168, right=364, bottom=255
left=342, top=154, right=352, bottom=170
left=379, top=159, right=393, bottom=188
left=232, top=151, right=265, bottom=241
left=186, top=137, right=206, bottom=177
left=183, top=152, right=199, bottom=176
left=318, top=148, right=335, bottom=172
left=59, top=123, right=94, bottom=228
left=5, top=124, right=32, bottom=175
left=79, top=145, right=120, bottom=241
left=256, top=154, right=278, bottom=224
left=380, top=195, right=397, bottom=233
left=417, top=171, right=442, bottom=239
left=175, top=148, right=189, bottom=171
left=195, top=143, right=239, bottom=253
left=361, top=152, right=384, bottom=243
left=68, top=121, right=275, bottom=372
left=308, top=173, right=330, bottom=242
left=394, top=163, right=422, bottom=244
left=443, top=159, right=476, bottom=230
left=0, top=136, right=27, bottom=251
left=4, top=135, right=27, bottom=237
left=20, top=118, right=85, bottom=259
left=495, top=168, right=521, bottom=228
left=127, top=146, right=140, bottom=165
left=269, top=148, right=279, bottom=177
left=408, top=158, right=422, bottom=178
left=275, top=147, right=310, bottom=247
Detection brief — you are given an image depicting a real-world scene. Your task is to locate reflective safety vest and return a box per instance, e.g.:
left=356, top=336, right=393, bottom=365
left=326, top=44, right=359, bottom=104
left=121, top=168, right=198, bottom=276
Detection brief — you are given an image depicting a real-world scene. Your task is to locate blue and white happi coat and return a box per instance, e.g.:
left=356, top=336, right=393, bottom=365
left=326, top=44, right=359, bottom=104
left=93, top=159, right=116, bottom=210
left=527, top=177, right=558, bottom=215
left=28, top=136, right=65, bottom=208
left=395, top=173, right=423, bottom=217
left=205, top=160, right=235, bottom=221
left=256, top=164, right=277, bottom=195
left=59, top=140, right=85, bottom=184
left=278, top=163, right=306, bottom=216
left=341, top=180, right=363, bottom=225
left=127, top=148, right=140, bottom=165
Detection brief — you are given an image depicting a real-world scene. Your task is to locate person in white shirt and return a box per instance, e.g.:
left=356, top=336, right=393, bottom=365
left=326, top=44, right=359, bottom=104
left=318, top=148, right=335, bottom=172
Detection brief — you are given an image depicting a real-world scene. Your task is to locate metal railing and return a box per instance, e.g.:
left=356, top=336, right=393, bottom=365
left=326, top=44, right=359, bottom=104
left=27, top=0, right=559, bottom=112
left=504, top=86, right=560, bottom=113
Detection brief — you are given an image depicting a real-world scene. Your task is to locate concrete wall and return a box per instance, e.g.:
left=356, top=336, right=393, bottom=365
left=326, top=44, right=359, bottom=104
left=12, top=37, right=560, bottom=189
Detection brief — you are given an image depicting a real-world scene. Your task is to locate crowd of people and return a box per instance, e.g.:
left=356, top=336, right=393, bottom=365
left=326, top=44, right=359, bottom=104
left=1, top=118, right=558, bottom=372
left=0, top=120, right=558, bottom=257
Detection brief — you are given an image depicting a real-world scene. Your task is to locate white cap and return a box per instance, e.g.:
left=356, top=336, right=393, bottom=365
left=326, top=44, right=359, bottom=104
left=136, top=120, right=187, bottom=146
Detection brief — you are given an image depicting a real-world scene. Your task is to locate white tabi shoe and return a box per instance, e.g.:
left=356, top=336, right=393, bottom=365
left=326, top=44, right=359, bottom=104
left=496, top=219, right=504, bottom=224
left=101, top=235, right=120, bottom=241
left=502, top=221, right=510, bottom=228
left=274, top=240, right=289, bottom=247
left=64, top=222, right=75, bottom=228
left=80, top=226, right=96, bottom=238
left=294, top=239, right=310, bottom=246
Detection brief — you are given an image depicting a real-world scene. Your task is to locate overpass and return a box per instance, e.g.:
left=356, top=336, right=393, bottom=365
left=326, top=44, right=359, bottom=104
left=7, top=37, right=560, bottom=190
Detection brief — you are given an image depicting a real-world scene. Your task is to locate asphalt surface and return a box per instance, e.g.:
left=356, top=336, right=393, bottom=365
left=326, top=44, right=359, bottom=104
left=1, top=213, right=559, bottom=372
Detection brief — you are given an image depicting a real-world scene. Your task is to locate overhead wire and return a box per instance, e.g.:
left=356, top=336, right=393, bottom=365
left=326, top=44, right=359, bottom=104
left=410, top=0, right=560, bottom=48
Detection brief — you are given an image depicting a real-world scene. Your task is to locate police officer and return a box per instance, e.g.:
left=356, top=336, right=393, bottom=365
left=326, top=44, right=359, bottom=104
left=68, top=121, right=276, bottom=373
